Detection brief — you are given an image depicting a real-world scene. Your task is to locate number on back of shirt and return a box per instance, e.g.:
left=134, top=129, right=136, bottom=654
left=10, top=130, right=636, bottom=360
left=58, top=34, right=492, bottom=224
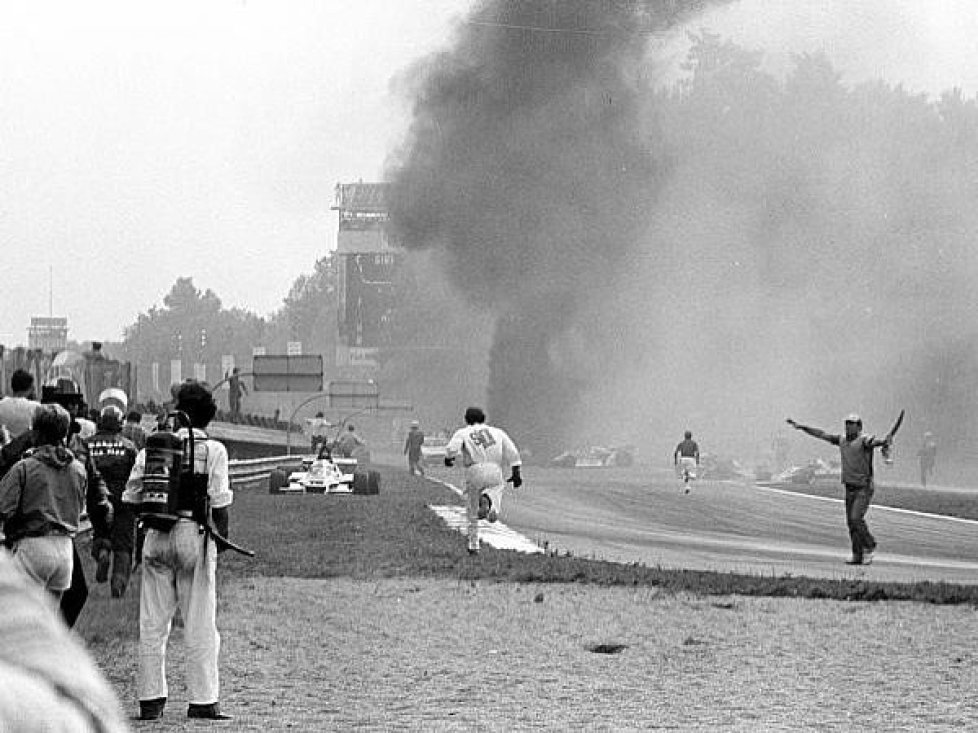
left=470, top=428, right=496, bottom=449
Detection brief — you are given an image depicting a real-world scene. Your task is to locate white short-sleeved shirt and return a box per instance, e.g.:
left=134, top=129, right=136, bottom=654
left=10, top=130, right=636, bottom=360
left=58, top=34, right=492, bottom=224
left=123, top=428, right=233, bottom=509
left=445, top=423, right=521, bottom=473
left=0, top=397, right=41, bottom=440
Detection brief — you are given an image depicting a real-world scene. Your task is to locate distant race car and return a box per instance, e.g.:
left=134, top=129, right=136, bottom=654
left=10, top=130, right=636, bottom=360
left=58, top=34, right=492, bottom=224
left=698, top=454, right=751, bottom=481
left=421, top=436, right=450, bottom=466
left=268, top=447, right=380, bottom=495
left=550, top=445, right=634, bottom=469
left=771, top=458, right=841, bottom=486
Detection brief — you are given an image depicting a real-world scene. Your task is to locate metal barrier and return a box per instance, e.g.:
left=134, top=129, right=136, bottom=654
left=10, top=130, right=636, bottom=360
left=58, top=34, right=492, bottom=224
left=229, top=455, right=299, bottom=489
left=50, top=455, right=297, bottom=539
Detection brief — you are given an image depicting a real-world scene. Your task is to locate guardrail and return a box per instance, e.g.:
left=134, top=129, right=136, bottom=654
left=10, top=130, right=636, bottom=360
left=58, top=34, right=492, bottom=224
left=64, top=456, right=298, bottom=538
left=229, top=454, right=300, bottom=489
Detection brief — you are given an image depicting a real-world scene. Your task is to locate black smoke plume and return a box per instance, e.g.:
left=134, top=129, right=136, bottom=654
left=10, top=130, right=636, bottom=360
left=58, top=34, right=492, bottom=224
left=387, top=1, right=724, bottom=456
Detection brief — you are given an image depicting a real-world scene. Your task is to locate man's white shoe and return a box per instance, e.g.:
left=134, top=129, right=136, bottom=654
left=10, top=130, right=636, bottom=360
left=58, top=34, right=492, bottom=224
left=863, top=550, right=874, bottom=565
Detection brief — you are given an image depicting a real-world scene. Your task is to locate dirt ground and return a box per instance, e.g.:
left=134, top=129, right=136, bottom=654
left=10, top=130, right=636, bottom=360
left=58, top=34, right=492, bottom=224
left=112, top=575, right=978, bottom=731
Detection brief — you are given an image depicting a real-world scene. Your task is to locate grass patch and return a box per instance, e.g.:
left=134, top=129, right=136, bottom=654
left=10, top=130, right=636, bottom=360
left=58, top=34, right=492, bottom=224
left=212, top=467, right=978, bottom=607
left=775, top=478, right=978, bottom=520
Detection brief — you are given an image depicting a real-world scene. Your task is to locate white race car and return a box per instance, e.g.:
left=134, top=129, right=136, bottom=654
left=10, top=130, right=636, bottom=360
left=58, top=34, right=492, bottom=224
left=550, top=445, right=635, bottom=469
left=269, top=450, right=380, bottom=495
left=420, top=436, right=450, bottom=467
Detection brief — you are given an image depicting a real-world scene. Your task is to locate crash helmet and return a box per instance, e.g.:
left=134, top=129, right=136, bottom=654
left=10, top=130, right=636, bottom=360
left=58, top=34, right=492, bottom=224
left=98, top=387, right=129, bottom=414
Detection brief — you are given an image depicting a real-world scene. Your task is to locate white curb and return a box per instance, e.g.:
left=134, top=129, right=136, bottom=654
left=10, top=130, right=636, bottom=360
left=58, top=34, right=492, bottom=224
left=428, top=505, right=544, bottom=554
left=427, top=477, right=543, bottom=554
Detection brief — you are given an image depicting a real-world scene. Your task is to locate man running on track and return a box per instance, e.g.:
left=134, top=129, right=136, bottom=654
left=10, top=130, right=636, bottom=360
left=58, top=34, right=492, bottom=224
left=444, top=407, right=522, bottom=555
left=674, top=431, right=699, bottom=493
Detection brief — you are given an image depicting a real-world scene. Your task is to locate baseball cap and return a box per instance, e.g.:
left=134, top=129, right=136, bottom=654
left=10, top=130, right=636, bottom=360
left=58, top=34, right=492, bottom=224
left=844, top=413, right=862, bottom=424
left=410, top=420, right=420, bottom=427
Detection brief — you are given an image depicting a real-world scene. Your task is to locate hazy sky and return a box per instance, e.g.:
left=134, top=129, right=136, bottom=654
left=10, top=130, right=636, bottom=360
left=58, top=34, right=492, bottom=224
left=2, top=0, right=977, bottom=345
left=0, top=0, right=472, bottom=344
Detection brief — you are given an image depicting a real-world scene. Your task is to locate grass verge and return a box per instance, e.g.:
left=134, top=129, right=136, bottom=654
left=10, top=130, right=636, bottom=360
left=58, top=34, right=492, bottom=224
left=773, top=477, right=978, bottom=520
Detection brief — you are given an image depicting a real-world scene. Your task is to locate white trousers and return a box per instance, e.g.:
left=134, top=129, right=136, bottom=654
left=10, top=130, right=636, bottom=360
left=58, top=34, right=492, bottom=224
left=11, top=534, right=73, bottom=597
left=138, top=520, right=220, bottom=705
left=676, top=456, right=697, bottom=481
left=465, top=463, right=505, bottom=552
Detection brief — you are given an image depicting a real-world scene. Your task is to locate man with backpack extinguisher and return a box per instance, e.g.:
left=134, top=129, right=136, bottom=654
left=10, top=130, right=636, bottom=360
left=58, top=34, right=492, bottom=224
left=123, top=380, right=236, bottom=722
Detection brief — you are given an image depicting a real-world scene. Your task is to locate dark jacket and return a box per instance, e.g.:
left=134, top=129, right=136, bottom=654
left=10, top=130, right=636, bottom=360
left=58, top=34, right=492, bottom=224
left=0, top=430, right=113, bottom=539
left=0, top=445, right=87, bottom=543
left=69, top=433, right=114, bottom=535
left=404, top=428, right=425, bottom=459
left=86, top=430, right=138, bottom=500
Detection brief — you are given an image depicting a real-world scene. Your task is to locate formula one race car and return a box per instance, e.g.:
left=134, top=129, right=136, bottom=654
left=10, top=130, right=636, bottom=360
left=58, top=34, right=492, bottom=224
left=420, top=435, right=450, bottom=467
left=769, top=458, right=841, bottom=487
left=550, top=445, right=635, bottom=469
left=268, top=446, right=380, bottom=495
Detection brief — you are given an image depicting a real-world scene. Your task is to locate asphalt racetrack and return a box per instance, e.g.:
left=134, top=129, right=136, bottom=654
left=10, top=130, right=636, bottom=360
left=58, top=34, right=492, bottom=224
left=436, top=464, right=978, bottom=586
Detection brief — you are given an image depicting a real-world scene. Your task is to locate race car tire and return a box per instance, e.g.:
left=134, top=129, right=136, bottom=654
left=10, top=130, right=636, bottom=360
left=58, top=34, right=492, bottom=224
left=268, top=469, right=287, bottom=494
left=351, top=470, right=380, bottom=495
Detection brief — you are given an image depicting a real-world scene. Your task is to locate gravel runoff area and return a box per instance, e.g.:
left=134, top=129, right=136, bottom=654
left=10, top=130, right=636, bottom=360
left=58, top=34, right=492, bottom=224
left=115, top=574, right=978, bottom=732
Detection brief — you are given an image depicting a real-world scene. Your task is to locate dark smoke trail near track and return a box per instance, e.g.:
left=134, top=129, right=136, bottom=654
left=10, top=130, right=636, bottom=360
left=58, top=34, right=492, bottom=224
left=387, top=1, right=725, bottom=456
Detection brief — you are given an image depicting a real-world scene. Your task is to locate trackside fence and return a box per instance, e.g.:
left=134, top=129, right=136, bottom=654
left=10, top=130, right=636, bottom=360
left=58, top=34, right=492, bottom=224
left=66, top=456, right=295, bottom=537
left=229, top=455, right=299, bottom=490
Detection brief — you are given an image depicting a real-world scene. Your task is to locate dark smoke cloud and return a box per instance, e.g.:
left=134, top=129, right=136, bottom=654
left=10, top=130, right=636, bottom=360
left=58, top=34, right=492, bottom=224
left=389, top=0, right=978, bottom=481
left=387, top=0, right=725, bottom=455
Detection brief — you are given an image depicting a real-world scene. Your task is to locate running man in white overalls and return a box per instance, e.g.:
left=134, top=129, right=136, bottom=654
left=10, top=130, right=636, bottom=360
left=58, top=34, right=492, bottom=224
left=444, top=407, right=522, bottom=555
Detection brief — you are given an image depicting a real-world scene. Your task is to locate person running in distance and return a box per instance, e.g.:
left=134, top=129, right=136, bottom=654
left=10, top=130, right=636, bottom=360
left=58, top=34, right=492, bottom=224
left=917, top=432, right=938, bottom=488
left=674, top=431, right=699, bottom=494
left=786, top=413, right=891, bottom=566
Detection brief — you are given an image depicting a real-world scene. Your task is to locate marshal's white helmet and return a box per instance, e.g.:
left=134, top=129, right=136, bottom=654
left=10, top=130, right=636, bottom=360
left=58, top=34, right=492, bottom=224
left=98, top=387, right=128, bottom=414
